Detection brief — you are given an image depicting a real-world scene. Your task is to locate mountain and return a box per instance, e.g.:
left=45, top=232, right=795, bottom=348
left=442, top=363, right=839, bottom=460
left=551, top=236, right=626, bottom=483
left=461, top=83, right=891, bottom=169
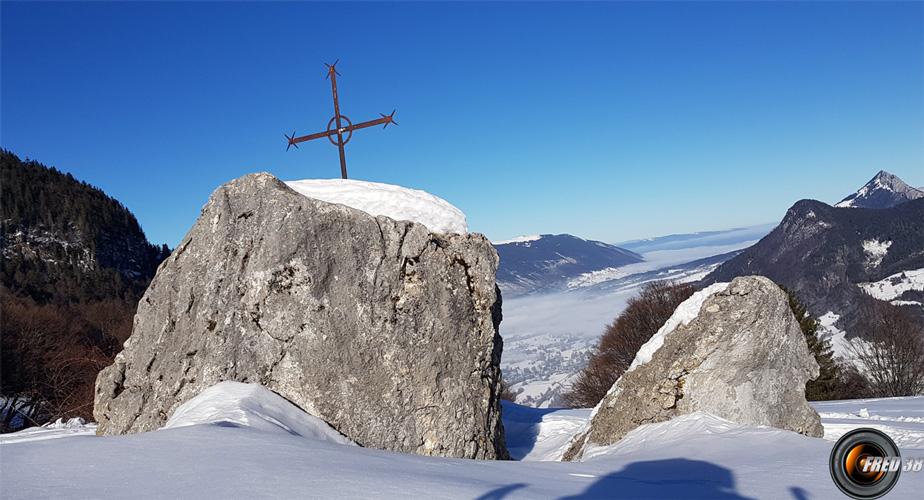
left=1, top=150, right=169, bottom=430
left=703, top=197, right=924, bottom=333
left=835, top=170, right=924, bottom=209
left=493, top=234, right=643, bottom=297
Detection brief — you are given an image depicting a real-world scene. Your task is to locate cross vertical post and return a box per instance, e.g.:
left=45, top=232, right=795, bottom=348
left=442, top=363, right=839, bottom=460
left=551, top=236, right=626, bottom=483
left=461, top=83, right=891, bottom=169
left=327, top=62, right=348, bottom=179
left=285, top=60, right=398, bottom=180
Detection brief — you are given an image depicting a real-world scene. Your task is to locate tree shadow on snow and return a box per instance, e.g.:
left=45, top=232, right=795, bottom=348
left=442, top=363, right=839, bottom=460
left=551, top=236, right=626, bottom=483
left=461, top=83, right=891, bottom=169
left=559, top=459, right=756, bottom=499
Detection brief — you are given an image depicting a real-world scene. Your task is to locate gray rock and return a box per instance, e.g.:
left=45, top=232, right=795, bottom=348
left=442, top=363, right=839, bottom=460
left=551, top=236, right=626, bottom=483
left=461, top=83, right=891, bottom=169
left=565, top=276, right=823, bottom=460
left=94, top=172, right=508, bottom=460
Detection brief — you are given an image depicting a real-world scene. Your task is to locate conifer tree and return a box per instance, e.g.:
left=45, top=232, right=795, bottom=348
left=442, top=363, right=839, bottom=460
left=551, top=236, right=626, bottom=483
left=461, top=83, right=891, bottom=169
left=784, top=289, right=844, bottom=400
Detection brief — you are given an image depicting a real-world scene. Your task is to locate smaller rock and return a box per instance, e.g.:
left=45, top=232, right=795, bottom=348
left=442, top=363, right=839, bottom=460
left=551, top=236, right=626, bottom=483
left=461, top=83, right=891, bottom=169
left=565, top=276, right=823, bottom=460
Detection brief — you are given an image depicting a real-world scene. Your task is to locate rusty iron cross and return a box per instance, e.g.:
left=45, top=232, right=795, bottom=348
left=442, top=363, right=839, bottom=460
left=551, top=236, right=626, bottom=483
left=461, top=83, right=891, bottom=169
left=285, top=60, right=397, bottom=179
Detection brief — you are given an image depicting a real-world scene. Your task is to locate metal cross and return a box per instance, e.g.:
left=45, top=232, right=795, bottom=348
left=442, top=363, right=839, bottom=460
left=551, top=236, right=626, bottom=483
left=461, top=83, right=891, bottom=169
left=285, top=60, right=397, bottom=179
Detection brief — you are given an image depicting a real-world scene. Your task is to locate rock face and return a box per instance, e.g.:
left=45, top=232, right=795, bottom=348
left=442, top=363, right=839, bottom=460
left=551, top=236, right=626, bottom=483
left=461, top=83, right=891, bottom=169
left=564, top=276, right=823, bottom=460
left=94, top=173, right=508, bottom=460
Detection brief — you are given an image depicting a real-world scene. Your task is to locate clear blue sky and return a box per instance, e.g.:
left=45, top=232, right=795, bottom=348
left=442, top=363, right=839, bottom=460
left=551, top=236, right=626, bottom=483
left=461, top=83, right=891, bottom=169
left=3, top=1, right=922, bottom=247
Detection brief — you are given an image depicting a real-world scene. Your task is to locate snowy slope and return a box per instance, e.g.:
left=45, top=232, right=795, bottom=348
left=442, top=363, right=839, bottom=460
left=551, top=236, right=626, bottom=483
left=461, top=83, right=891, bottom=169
left=285, top=178, right=467, bottom=234
left=493, top=234, right=643, bottom=297
left=859, top=268, right=924, bottom=308
left=2, top=386, right=923, bottom=499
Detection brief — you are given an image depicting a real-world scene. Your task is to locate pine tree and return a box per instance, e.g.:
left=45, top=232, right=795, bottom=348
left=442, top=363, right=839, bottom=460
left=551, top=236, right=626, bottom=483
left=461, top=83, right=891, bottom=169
left=785, top=289, right=844, bottom=400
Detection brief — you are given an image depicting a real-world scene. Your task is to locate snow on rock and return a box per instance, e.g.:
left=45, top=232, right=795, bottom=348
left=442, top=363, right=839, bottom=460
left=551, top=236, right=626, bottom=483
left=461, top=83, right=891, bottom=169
left=862, top=239, right=892, bottom=268
left=580, top=282, right=731, bottom=424
left=627, top=281, right=730, bottom=372
left=164, top=382, right=354, bottom=446
left=285, top=178, right=467, bottom=234
left=859, top=268, right=924, bottom=306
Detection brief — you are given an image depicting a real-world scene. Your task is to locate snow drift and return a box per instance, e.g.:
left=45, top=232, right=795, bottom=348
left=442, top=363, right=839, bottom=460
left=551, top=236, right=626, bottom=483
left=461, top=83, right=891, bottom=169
left=164, top=382, right=354, bottom=445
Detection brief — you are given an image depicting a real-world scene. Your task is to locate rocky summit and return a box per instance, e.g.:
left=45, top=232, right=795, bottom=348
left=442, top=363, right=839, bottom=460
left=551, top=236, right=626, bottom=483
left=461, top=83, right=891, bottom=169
left=94, top=172, right=508, bottom=460
left=565, top=276, right=823, bottom=460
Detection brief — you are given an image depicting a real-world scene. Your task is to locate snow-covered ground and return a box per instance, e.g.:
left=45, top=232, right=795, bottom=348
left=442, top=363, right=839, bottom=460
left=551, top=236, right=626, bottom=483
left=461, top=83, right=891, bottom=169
left=859, top=268, right=924, bottom=308
left=817, top=311, right=856, bottom=360
left=2, top=383, right=922, bottom=499
left=285, top=178, right=467, bottom=234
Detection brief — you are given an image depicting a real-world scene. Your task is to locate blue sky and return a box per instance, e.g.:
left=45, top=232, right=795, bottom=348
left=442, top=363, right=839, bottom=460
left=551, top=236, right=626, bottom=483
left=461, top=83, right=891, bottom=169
left=3, top=1, right=922, bottom=247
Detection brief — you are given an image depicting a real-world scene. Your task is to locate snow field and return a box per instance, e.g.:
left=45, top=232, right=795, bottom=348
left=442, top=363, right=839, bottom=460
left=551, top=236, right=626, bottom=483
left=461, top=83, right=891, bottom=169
left=5, top=383, right=922, bottom=499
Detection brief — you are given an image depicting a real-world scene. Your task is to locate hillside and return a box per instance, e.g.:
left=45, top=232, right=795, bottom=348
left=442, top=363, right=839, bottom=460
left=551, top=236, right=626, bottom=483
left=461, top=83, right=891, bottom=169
left=495, top=234, right=643, bottom=296
left=1, top=150, right=168, bottom=302
left=0, top=150, right=168, bottom=430
left=703, top=198, right=924, bottom=332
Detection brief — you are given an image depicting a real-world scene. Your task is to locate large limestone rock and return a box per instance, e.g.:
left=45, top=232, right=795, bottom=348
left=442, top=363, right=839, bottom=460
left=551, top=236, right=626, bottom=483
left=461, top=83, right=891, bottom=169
left=565, top=276, right=823, bottom=460
left=94, top=173, right=508, bottom=460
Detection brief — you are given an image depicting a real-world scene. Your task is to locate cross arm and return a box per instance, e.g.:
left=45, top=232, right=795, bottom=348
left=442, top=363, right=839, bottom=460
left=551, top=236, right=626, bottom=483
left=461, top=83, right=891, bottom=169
left=286, top=111, right=397, bottom=148
left=288, top=129, right=334, bottom=145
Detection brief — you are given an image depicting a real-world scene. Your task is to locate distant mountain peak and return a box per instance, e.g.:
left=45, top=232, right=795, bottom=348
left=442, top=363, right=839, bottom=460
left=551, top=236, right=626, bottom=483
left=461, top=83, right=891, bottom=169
left=493, top=233, right=643, bottom=296
left=835, top=170, right=924, bottom=209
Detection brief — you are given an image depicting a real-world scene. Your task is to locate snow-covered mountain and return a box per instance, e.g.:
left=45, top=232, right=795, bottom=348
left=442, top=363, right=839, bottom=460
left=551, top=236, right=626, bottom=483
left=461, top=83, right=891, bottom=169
left=835, top=170, right=924, bottom=209
left=704, top=198, right=924, bottom=336
left=494, top=234, right=642, bottom=297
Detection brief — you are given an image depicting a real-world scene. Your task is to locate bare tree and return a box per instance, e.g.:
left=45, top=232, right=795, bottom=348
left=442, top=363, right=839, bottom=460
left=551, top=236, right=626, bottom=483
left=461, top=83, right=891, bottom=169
left=562, top=281, right=694, bottom=408
left=849, top=299, right=924, bottom=397
left=498, top=377, right=518, bottom=402
left=2, top=288, right=127, bottom=430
